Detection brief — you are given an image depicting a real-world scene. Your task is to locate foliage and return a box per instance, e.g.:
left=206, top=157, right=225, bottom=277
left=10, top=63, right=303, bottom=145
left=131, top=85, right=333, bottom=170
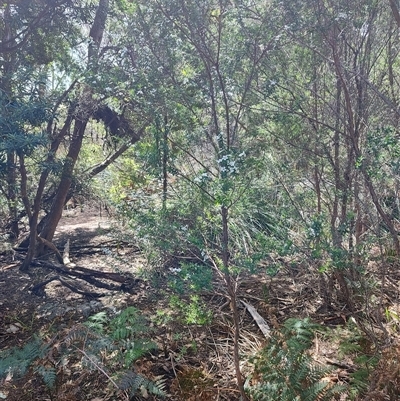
left=362, top=341, right=400, bottom=401
left=334, top=320, right=379, bottom=399
left=248, top=318, right=346, bottom=401
left=169, top=294, right=213, bottom=325
left=83, top=307, right=158, bottom=371
left=2, top=0, right=400, bottom=398
left=168, top=262, right=213, bottom=294
left=118, top=369, right=167, bottom=399
left=0, top=307, right=165, bottom=398
left=0, top=336, right=48, bottom=380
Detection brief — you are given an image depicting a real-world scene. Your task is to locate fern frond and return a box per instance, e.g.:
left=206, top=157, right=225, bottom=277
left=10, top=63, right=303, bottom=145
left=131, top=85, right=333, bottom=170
left=122, top=339, right=157, bottom=366
left=65, top=324, right=92, bottom=346
left=35, top=365, right=57, bottom=389
left=147, top=375, right=168, bottom=397
left=81, top=352, right=105, bottom=372
left=248, top=318, right=348, bottom=401
left=118, top=370, right=167, bottom=398
left=85, top=311, right=108, bottom=333
left=0, top=336, right=45, bottom=379
left=110, top=307, right=148, bottom=340
left=119, top=369, right=146, bottom=393
left=87, top=336, right=115, bottom=355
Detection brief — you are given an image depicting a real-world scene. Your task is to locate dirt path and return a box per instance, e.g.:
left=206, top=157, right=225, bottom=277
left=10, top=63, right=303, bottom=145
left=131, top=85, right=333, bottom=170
left=1, top=208, right=143, bottom=342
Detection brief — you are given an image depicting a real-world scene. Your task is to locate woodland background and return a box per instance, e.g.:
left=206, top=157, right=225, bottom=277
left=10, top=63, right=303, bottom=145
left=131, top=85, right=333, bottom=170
left=1, top=0, right=400, bottom=400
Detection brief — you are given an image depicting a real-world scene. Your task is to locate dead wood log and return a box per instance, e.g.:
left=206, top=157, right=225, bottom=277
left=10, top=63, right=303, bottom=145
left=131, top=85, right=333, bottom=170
left=70, top=241, right=140, bottom=254
left=31, top=275, right=104, bottom=298
left=63, top=239, right=72, bottom=265
left=30, top=259, right=140, bottom=296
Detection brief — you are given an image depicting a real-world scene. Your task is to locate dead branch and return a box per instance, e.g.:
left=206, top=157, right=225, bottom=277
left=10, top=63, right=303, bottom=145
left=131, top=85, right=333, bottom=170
left=37, top=236, right=64, bottom=264
left=30, top=259, right=141, bottom=297
left=241, top=300, right=271, bottom=338
left=31, top=275, right=104, bottom=298
left=63, top=239, right=72, bottom=265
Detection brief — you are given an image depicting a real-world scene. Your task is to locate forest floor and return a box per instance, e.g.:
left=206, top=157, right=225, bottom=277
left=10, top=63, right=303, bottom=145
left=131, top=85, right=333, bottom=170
left=0, top=207, right=399, bottom=400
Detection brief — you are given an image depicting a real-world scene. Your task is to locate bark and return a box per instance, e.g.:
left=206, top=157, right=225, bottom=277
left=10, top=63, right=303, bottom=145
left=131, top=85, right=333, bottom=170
left=38, top=118, right=88, bottom=252
left=20, top=115, right=73, bottom=271
left=331, top=77, right=342, bottom=248
left=220, top=205, right=248, bottom=401
left=88, top=0, right=109, bottom=61
left=162, top=117, right=169, bottom=210
left=17, top=153, right=31, bottom=221
left=6, top=151, right=19, bottom=238
left=2, top=4, right=19, bottom=239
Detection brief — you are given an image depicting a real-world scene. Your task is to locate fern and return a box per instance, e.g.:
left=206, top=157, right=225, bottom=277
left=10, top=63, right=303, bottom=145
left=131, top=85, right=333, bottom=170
left=85, top=311, right=108, bottom=333
left=248, top=318, right=346, bottom=401
left=0, top=336, right=47, bottom=379
left=118, top=370, right=167, bottom=398
left=0, top=307, right=162, bottom=398
left=121, top=339, right=157, bottom=367
left=35, top=365, right=57, bottom=389
left=110, top=306, right=148, bottom=340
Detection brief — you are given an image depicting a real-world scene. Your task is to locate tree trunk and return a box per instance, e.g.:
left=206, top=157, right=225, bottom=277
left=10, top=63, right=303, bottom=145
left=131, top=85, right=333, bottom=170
left=6, top=151, right=19, bottom=238
left=2, top=4, right=19, bottom=238
left=389, top=0, right=400, bottom=28
left=37, top=118, right=88, bottom=253
left=220, top=205, right=248, bottom=401
left=20, top=116, right=74, bottom=271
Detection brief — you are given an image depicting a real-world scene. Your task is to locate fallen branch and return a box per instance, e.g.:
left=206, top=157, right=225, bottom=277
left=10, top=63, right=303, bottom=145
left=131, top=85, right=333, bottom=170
left=37, top=236, right=64, bottom=264
left=63, top=239, right=72, bottom=265
left=1, top=263, right=18, bottom=270
left=30, top=259, right=141, bottom=297
left=31, top=275, right=104, bottom=298
left=241, top=300, right=271, bottom=338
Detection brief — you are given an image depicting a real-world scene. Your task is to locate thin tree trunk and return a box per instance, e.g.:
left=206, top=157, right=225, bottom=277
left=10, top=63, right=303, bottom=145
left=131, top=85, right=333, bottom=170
left=220, top=205, right=248, bottom=401
left=20, top=116, right=74, bottom=270
left=162, top=116, right=169, bottom=210
left=389, top=0, right=400, bottom=28
left=2, top=4, right=19, bottom=238
left=88, top=129, right=144, bottom=178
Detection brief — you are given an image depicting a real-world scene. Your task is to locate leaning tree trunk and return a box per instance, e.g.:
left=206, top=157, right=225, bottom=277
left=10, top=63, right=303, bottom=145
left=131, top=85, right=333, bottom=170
left=34, top=0, right=109, bottom=256
left=19, top=112, right=74, bottom=271
left=37, top=118, right=88, bottom=254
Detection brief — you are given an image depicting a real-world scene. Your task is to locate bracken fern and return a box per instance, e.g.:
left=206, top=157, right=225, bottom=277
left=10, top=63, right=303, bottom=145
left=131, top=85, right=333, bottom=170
left=248, top=318, right=346, bottom=401
left=0, top=307, right=164, bottom=398
left=0, top=336, right=48, bottom=380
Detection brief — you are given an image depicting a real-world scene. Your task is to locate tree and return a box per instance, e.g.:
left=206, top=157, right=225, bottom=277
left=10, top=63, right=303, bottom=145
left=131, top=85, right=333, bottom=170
left=261, top=0, right=399, bottom=308
left=0, top=0, right=145, bottom=269
left=22, top=0, right=147, bottom=269
left=115, top=1, right=286, bottom=398
left=0, top=0, right=86, bottom=238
